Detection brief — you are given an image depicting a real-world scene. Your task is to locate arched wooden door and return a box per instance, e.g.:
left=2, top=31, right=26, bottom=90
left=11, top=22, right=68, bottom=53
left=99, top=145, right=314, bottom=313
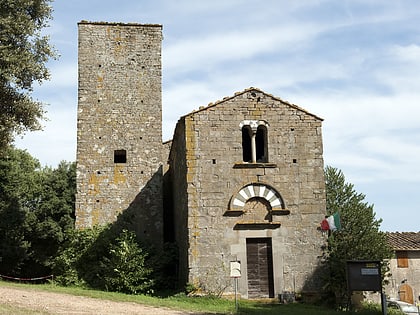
left=399, top=283, right=414, bottom=304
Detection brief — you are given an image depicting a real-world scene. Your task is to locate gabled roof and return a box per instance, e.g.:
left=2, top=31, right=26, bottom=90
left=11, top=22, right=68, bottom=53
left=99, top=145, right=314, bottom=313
left=387, top=232, right=420, bottom=251
left=180, top=87, right=323, bottom=121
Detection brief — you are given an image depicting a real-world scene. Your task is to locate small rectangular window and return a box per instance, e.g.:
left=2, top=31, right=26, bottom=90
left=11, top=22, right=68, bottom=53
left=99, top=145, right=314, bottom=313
left=114, top=150, right=127, bottom=163
left=396, top=251, right=408, bottom=268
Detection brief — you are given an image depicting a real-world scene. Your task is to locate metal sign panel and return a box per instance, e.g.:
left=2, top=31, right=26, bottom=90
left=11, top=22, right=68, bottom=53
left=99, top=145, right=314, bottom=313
left=347, top=260, right=382, bottom=292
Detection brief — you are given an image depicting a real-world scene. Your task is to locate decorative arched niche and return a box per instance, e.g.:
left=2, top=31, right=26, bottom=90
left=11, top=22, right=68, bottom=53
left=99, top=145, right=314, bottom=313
left=225, top=183, right=290, bottom=218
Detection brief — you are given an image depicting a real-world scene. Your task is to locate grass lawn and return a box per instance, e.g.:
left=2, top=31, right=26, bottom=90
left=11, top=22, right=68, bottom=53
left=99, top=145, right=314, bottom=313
left=0, top=304, right=50, bottom=315
left=0, top=281, right=395, bottom=315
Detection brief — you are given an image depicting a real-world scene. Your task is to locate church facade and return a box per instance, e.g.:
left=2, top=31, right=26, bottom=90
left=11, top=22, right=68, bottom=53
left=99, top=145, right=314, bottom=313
left=76, top=21, right=326, bottom=299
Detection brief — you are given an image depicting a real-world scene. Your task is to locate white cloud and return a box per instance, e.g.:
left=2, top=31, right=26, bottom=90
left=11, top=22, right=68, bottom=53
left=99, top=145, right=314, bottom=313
left=163, top=22, right=327, bottom=73
left=162, top=81, right=223, bottom=140
left=373, top=44, right=420, bottom=94
left=289, top=90, right=420, bottom=188
left=391, top=44, right=420, bottom=62
left=330, top=135, right=420, bottom=183
left=45, top=63, right=78, bottom=88
left=14, top=93, right=77, bottom=166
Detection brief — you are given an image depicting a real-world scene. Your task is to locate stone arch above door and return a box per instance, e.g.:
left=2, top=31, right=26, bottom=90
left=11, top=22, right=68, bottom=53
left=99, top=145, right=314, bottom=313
left=228, top=183, right=287, bottom=213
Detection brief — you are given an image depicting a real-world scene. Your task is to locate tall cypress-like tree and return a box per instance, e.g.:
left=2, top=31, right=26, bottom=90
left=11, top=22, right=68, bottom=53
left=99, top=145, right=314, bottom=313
left=0, top=0, right=56, bottom=149
left=323, top=166, right=392, bottom=307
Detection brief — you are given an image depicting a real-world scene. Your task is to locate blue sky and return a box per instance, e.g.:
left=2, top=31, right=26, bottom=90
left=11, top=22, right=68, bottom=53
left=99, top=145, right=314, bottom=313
left=15, top=0, right=420, bottom=232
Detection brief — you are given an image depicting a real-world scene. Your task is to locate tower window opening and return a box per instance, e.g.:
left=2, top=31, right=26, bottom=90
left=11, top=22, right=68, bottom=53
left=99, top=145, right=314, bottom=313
left=242, top=126, right=252, bottom=163
left=114, top=150, right=127, bottom=163
left=256, top=125, right=268, bottom=163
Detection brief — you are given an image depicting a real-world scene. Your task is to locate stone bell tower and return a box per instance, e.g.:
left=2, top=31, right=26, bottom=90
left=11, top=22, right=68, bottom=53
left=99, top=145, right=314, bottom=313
left=75, top=21, right=163, bottom=245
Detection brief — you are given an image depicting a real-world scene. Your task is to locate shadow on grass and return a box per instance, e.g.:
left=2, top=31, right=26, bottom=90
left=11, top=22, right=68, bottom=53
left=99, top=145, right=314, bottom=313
left=236, top=301, right=385, bottom=315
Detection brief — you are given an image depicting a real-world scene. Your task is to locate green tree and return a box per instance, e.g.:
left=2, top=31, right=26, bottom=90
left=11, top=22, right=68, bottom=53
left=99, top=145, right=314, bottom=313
left=0, top=147, right=42, bottom=274
left=53, top=227, right=104, bottom=287
left=53, top=227, right=155, bottom=295
left=323, top=166, right=392, bottom=307
left=0, top=0, right=56, bottom=149
left=24, top=161, right=76, bottom=275
left=103, top=229, right=154, bottom=294
left=0, top=147, right=75, bottom=277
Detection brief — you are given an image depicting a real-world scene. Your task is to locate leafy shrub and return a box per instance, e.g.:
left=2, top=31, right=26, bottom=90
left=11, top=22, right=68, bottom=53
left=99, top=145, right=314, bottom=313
left=102, top=229, right=154, bottom=294
left=52, top=227, right=104, bottom=286
left=53, top=226, right=155, bottom=294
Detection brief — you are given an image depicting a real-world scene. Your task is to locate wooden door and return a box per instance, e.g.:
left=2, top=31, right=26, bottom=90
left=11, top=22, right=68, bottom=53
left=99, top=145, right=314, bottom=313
left=246, top=238, right=274, bottom=298
left=400, top=283, right=414, bottom=304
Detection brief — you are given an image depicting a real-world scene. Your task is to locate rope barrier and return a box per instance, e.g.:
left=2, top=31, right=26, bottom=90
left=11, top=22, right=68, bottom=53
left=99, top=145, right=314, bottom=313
left=0, top=274, right=53, bottom=282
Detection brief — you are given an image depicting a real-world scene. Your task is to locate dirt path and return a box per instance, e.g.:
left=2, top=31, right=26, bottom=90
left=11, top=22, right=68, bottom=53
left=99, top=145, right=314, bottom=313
left=0, top=286, right=202, bottom=315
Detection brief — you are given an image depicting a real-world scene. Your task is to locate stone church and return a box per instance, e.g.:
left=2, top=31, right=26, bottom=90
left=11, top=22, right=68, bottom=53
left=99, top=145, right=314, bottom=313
left=75, top=21, right=326, bottom=299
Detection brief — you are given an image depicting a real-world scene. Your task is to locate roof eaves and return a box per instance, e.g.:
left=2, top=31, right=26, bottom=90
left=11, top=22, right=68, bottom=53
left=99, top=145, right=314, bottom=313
left=386, top=232, right=420, bottom=251
left=78, top=20, right=162, bottom=28
left=180, top=87, right=324, bottom=121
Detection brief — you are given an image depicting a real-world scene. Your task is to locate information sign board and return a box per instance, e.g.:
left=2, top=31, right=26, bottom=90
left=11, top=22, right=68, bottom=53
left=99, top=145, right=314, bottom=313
left=347, top=260, right=382, bottom=292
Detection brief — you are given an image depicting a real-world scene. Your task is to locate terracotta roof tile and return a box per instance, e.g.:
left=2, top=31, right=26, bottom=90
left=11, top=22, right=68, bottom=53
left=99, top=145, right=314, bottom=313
left=387, top=232, right=420, bottom=251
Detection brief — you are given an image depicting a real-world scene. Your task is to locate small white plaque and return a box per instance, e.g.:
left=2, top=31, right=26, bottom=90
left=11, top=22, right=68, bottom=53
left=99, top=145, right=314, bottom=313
left=230, top=261, right=241, bottom=278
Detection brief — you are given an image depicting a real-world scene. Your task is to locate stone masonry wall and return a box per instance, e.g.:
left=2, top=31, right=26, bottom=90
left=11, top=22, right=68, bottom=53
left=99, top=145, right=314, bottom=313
left=386, top=252, right=420, bottom=302
left=171, top=88, right=326, bottom=297
left=168, top=121, right=190, bottom=285
left=75, top=22, right=163, bottom=246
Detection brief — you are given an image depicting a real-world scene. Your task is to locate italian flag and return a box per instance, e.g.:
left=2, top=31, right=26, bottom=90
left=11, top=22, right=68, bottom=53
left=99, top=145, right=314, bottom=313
left=321, top=212, right=341, bottom=231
